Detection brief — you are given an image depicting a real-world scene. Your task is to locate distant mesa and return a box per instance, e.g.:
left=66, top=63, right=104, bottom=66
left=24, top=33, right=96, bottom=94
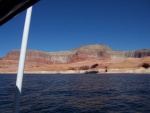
left=1, top=44, right=150, bottom=64
left=0, top=44, right=150, bottom=73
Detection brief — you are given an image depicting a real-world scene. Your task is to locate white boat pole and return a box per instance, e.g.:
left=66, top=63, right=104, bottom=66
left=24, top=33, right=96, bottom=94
left=13, top=6, right=32, bottom=113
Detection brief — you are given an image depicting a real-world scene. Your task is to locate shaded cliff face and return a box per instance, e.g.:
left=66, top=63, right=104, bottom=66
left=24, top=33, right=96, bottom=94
left=1, top=44, right=150, bottom=64
left=128, top=49, right=150, bottom=58
left=108, top=49, right=150, bottom=59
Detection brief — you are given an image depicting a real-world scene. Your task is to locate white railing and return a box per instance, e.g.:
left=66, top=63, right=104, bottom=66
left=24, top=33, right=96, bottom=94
left=13, top=6, right=33, bottom=113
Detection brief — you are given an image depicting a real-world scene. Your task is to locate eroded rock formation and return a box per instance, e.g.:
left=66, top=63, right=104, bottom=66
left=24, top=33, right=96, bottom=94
left=1, top=44, right=150, bottom=64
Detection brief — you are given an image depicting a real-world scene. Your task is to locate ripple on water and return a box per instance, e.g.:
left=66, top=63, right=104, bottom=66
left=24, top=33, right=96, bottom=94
left=0, top=74, right=150, bottom=113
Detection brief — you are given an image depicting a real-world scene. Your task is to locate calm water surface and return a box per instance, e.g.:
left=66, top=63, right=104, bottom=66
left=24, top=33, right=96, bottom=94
left=0, top=74, right=150, bottom=113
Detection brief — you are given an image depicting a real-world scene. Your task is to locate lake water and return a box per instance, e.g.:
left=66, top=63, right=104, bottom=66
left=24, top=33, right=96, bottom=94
left=0, top=74, right=150, bottom=113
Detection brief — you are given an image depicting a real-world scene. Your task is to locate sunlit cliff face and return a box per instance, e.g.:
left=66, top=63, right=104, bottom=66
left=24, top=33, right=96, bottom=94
left=0, top=44, right=150, bottom=72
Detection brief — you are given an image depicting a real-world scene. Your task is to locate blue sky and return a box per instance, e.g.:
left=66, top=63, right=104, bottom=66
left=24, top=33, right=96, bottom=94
left=0, top=0, right=150, bottom=57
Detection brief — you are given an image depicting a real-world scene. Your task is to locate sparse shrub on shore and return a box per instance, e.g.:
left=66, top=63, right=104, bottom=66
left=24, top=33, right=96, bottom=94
left=141, top=63, right=150, bottom=69
left=91, top=63, right=99, bottom=69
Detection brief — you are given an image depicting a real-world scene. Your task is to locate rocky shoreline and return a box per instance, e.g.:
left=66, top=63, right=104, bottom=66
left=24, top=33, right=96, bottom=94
left=1, top=68, right=150, bottom=74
